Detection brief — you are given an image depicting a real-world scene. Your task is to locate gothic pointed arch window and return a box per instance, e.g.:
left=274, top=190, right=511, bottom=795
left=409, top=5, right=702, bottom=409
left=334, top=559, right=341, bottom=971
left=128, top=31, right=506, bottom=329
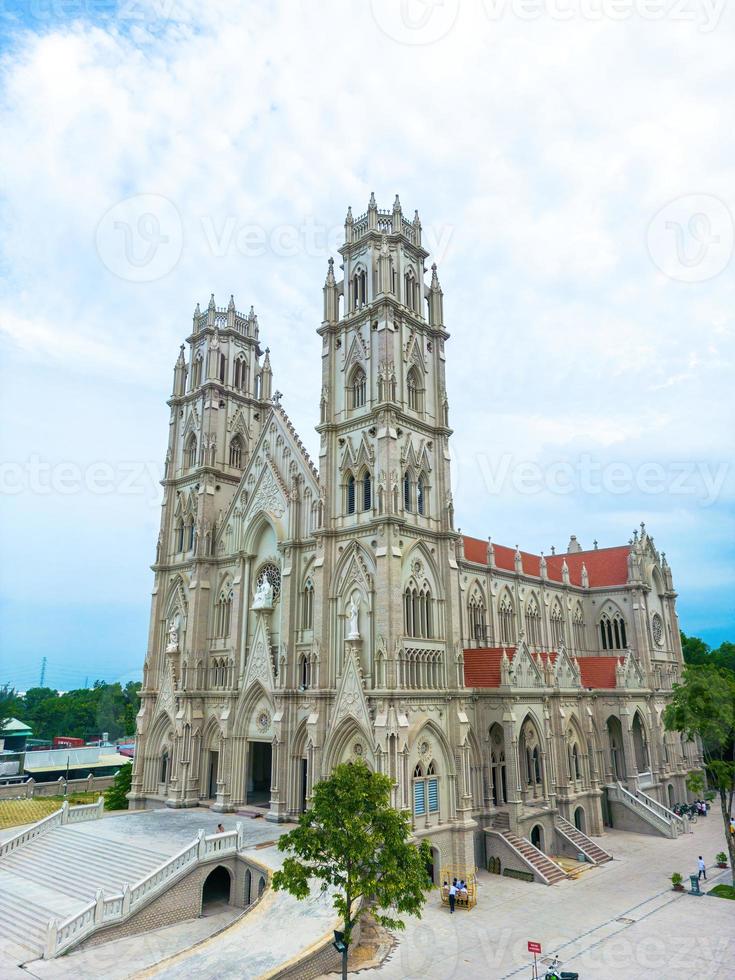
left=185, top=433, right=198, bottom=470
left=299, top=653, right=311, bottom=689
left=550, top=602, right=565, bottom=648
left=349, top=365, right=367, bottom=409
left=468, top=589, right=486, bottom=642
left=191, top=353, right=203, bottom=389
left=404, top=269, right=418, bottom=312
left=175, top=518, right=184, bottom=553
left=417, top=473, right=426, bottom=515
left=412, top=760, right=439, bottom=817
left=160, top=750, right=169, bottom=786
left=229, top=435, right=244, bottom=468
left=361, top=470, right=372, bottom=511
left=573, top=604, right=586, bottom=653
left=186, top=518, right=195, bottom=552
left=599, top=611, right=627, bottom=650
left=346, top=473, right=356, bottom=515
left=498, top=594, right=516, bottom=646
left=525, top=596, right=541, bottom=648
left=218, top=353, right=227, bottom=384
left=404, top=582, right=434, bottom=639
left=406, top=365, right=423, bottom=412
left=403, top=471, right=412, bottom=512
left=215, top=585, right=233, bottom=637
left=234, top=355, right=248, bottom=391
left=302, top=578, right=314, bottom=630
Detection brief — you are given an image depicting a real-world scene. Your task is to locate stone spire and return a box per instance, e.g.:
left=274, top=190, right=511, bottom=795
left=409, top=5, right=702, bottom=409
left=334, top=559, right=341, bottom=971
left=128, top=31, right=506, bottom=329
left=367, top=192, right=377, bottom=233
left=561, top=558, right=570, bottom=585
left=428, top=262, right=444, bottom=326
left=344, top=206, right=354, bottom=244
left=539, top=551, right=547, bottom=580
left=486, top=536, right=495, bottom=568
left=260, top=347, right=273, bottom=401
left=581, top=562, right=589, bottom=589
left=323, top=257, right=339, bottom=322
left=392, top=193, right=402, bottom=233
left=172, top=344, right=187, bottom=397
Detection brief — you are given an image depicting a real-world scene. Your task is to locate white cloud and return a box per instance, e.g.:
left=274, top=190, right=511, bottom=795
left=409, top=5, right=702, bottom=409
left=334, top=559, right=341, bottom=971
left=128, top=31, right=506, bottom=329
left=0, top=0, right=733, bottom=674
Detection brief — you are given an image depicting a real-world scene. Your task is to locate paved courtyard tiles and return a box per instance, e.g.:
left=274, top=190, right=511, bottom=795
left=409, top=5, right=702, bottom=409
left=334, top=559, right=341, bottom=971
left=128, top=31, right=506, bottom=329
left=331, top=816, right=734, bottom=980
left=6, top=808, right=735, bottom=979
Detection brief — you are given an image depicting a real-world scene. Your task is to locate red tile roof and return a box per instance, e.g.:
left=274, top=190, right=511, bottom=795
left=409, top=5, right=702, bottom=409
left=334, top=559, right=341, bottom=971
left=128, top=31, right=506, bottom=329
left=463, top=647, right=514, bottom=688
left=576, top=656, right=622, bottom=689
left=462, top=535, right=629, bottom=588
left=465, top=649, right=621, bottom=690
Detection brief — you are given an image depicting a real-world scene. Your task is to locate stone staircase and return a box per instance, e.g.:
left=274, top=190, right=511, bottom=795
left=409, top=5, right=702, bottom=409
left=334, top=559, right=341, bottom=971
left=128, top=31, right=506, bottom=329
left=606, top=782, right=685, bottom=838
left=555, top=815, right=613, bottom=865
left=489, top=812, right=567, bottom=885
left=0, top=824, right=171, bottom=958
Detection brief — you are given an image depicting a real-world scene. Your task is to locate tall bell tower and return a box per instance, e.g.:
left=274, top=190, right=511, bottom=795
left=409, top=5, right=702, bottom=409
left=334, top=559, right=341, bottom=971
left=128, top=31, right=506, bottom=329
left=316, top=194, right=459, bottom=693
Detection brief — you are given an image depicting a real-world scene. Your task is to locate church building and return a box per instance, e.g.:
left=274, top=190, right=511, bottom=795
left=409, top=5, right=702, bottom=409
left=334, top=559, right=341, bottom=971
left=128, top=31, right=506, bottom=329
left=131, top=197, right=700, bottom=878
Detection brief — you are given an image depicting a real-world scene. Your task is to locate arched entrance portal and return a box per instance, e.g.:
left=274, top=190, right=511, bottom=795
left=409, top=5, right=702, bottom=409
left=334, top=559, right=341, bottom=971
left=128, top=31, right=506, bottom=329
left=202, top=866, right=232, bottom=911
left=606, top=716, right=626, bottom=781
left=530, top=824, right=544, bottom=852
left=247, top=741, right=272, bottom=806
left=489, top=724, right=507, bottom=806
left=574, top=806, right=586, bottom=833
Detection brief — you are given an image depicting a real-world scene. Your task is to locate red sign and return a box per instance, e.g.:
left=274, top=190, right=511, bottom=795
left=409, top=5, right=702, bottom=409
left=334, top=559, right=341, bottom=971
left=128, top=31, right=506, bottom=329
left=528, top=941, right=542, bottom=955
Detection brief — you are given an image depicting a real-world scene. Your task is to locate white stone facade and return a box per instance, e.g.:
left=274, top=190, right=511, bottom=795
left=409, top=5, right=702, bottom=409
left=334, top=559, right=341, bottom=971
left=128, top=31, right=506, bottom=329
left=131, top=197, right=700, bottom=871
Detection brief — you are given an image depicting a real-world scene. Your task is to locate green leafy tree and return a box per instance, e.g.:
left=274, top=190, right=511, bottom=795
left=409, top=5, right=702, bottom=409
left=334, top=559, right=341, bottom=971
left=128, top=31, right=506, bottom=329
left=104, top=761, right=132, bottom=811
left=0, top=685, right=22, bottom=733
left=272, top=761, right=432, bottom=980
left=712, top=642, right=735, bottom=674
left=680, top=631, right=711, bottom=666
left=664, top=664, right=735, bottom=885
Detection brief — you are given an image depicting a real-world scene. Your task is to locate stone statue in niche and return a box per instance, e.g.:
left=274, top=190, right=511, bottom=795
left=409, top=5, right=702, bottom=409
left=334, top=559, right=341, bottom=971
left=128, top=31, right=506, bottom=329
left=347, top=595, right=361, bottom=640
left=253, top=576, right=274, bottom=610
left=166, top=615, right=180, bottom=653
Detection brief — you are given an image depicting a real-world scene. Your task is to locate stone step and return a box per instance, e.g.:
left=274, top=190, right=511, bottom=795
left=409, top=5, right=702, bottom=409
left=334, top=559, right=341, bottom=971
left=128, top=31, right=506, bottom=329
left=502, top=831, right=567, bottom=882
left=555, top=817, right=612, bottom=864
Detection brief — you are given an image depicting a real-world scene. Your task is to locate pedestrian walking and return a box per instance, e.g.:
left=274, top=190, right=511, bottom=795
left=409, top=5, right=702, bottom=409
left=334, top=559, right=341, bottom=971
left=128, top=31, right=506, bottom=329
left=697, top=855, right=707, bottom=881
left=448, top=880, right=457, bottom=913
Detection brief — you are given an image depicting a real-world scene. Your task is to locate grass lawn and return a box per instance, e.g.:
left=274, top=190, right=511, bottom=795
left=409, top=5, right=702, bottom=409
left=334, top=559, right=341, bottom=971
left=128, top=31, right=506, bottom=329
left=708, top=884, right=735, bottom=900
left=0, top=794, right=100, bottom=830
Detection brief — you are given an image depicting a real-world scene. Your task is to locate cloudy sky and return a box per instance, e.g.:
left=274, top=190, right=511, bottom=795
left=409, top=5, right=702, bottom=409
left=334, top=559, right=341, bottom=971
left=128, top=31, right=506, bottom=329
left=0, top=0, right=733, bottom=691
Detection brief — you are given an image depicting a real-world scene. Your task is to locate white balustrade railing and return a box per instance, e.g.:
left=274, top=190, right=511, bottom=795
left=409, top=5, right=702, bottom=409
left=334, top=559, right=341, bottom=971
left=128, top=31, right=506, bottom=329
left=0, top=796, right=104, bottom=858
left=609, top=782, right=680, bottom=838
left=633, top=786, right=688, bottom=834
left=45, top=822, right=249, bottom=959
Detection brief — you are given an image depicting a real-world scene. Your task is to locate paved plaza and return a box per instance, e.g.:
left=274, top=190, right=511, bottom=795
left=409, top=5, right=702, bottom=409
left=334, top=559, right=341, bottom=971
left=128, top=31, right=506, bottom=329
left=6, top=807, right=734, bottom=979
left=335, top=816, right=734, bottom=980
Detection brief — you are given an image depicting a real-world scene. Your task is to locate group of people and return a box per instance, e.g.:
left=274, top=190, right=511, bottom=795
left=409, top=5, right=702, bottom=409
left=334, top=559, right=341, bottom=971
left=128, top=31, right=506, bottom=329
left=692, top=799, right=710, bottom=816
left=443, top=877, right=469, bottom=913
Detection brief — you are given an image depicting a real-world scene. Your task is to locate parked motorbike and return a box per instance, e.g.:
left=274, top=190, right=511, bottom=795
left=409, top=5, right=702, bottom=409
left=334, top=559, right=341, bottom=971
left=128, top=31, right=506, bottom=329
left=544, top=956, right=579, bottom=980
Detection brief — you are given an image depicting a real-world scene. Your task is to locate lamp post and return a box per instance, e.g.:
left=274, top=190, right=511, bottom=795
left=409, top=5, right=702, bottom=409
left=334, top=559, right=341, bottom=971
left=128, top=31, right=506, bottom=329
left=332, top=930, right=348, bottom=980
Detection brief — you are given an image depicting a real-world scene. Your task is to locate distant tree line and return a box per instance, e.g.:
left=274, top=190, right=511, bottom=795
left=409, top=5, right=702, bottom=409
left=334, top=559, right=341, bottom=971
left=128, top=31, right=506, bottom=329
left=0, top=681, right=141, bottom=743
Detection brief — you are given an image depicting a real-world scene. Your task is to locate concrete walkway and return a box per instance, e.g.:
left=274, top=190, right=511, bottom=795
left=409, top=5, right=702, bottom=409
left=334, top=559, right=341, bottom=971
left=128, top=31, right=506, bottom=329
left=335, top=816, right=734, bottom=979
